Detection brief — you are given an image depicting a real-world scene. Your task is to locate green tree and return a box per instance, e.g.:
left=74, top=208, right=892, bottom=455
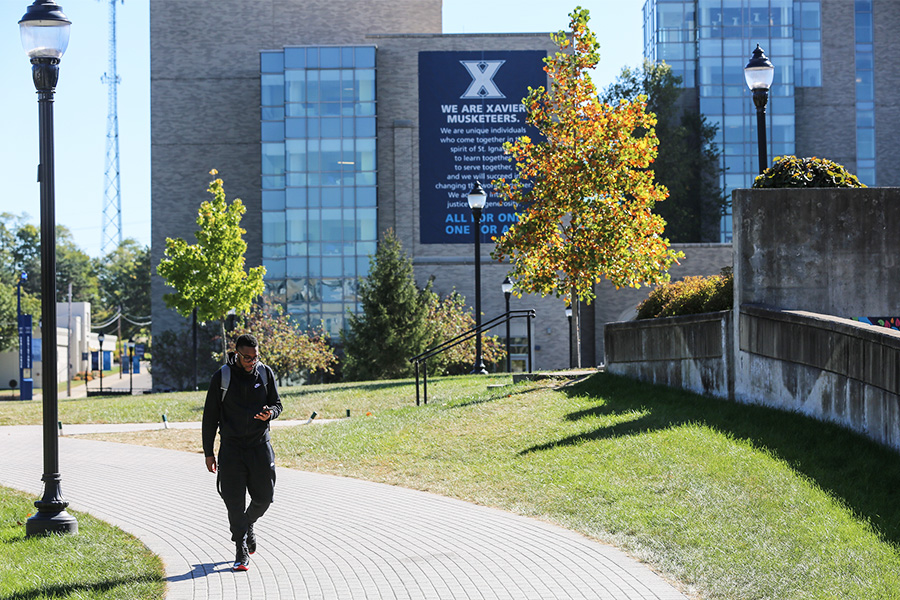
left=0, top=215, right=100, bottom=303
left=229, top=296, right=337, bottom=385
left=425, top=291, right=506, bottom=376
left=341, top=230, right=434, bottom=381
left=56, top=227, right=101, bottom=306
left=95, top=239, right=151, bottom=340
left=492, top=7, right=683, bottom=366
left=157, top=170, right=266, bottom=360
left=602, top=59, right=725, bottom=242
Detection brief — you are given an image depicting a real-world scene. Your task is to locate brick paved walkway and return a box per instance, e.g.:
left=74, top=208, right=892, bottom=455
left=0, top=425, right=687, bottom=599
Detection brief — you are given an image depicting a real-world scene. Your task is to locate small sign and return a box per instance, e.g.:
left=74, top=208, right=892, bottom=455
left=135, top=343, right=145, bottom=359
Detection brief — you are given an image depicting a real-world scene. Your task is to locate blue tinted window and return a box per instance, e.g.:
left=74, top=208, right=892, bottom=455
left=262, top=190, right=285, bottom=210
left=341, top=47, right=354, bottom=67
left=263, top=212, right=285, bottom=244
left=286, top=118, right=306, bottom=138
left=356, top=70, right=376, bottom=102
left=286, top=139, right=306, bottom=172
left=857, top=129, right=875, bottom=160
left=286, top=209, right=306, bottom=242
left=261, top=74, right=284, bottom=106
left=356, top=117, right=376, bottom=138
left=262, top=106, right=284, bottom=120
left=262, top=143, right=285, bottom=175
left=320, top=47, right=340, bottom=68
left=355, top=46, right=375, bottom=68
left=357, top=187, right=376, bottom=207
left=260, top=45, right=377, bottom=331
left=322, top=188, right=341, bottom=207
left=261, top=121, right=284, bottom=142
left=286, top=187, right=307, bottom=208
left=320, top=70, right=341, bottom=102
left=284, top=47, right=306, bottom=69
left=285, top=71, right=305, bottom=103
left=261, top=52, right=284, bottom=73
left=321, top=118, right=341, bottom=138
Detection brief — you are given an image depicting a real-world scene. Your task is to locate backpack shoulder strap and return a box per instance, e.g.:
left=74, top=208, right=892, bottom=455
left=219, top=364, right=230, bottom=402
left=257, top=363, right=269, bottom=387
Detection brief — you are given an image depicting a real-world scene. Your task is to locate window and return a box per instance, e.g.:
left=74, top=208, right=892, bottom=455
left=260, top=46, right=378, bottom=333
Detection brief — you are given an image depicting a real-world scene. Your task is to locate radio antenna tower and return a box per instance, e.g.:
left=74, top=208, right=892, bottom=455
left=100, top=0, right=123, bottom=254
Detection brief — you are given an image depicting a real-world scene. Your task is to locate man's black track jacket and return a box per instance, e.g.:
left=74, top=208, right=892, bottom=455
left=202, top=362, right=283, bottom=457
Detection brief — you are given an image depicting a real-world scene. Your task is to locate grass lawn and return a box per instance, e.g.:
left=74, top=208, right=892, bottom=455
left=0, top=486, right=165, bottom=600
left=3, top=372, right=900, bottom=598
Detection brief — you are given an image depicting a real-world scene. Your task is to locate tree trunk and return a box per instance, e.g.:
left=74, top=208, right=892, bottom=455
left=221, top=320, right=228, bottom=365
left=570, top=285, right=582, bottom=369
left=192, top=307, right=198, bottom=391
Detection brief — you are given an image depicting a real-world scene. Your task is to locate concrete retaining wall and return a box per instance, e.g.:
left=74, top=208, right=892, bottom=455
left=737, top=304, right=900, bottom=449
left=605, top=187, right=900, bottom=451
left=605, top=311, right=732, bottom=399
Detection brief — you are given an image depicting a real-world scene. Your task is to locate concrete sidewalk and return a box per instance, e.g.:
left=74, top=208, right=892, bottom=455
left=0, top=424, right=687, bottom=599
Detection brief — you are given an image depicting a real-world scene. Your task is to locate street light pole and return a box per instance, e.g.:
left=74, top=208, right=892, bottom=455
left=468, top=181, right=487, bottom=375
left=128, top=339, right=134, bottom=395
left=98, top=333, right=104, bottom=394
left=20, top=0, right=77, bottom=536
left=501, top=277, right=512, bottom=372
left=744, top=44, right=775, bottom=175
left=565, top=306, right=573, bottom=369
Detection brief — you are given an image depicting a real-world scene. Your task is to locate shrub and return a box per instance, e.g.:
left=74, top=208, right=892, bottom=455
left=637, top=267, right=733, bottom=319
left=753, top=155, right=865, bottom=189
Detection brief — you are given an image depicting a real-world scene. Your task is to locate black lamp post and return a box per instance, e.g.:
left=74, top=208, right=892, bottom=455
left=128, top=339, right=134, bottom=395
left=501, top=276, right=513, bottom=372
left=97, top=333, right=105, bottom=394
left=20, top=0, right=77, bottom=537
left=468, top=181, right=487, bottom=375
left=565, top=306, right=573, bottom=369
left=744, top=44, right=775, bottom=175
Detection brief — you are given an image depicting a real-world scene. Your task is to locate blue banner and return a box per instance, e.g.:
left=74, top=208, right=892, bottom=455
left=18, top=314, right=32, bottom=369
left=418, top=50, right=545, bottom=244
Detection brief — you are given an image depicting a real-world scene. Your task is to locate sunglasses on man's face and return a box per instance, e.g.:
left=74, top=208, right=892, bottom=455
left=236, top=350, right=260, bottom=364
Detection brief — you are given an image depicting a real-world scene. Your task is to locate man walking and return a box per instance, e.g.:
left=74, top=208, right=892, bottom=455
left=202, top=333, right=283, bottom=571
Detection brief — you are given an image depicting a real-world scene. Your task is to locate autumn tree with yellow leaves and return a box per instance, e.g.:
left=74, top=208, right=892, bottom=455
left=492, top=7, right=683, bottom=366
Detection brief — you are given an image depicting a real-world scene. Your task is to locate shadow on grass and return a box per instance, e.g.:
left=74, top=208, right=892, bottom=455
left=522, top=372, right=900, bottom=545
left=283, top=380, right=412, bottom=397
left=450, top=384, right=544, bottom=409
left=0, top=574, right=163, bottom=600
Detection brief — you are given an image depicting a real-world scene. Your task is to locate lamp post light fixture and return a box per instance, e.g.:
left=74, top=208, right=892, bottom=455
left=744, top=44, right=775, bottom=175
left=97, top=333, right=105, bottom=395
left=468, top=181, right=488, bottom=375
left=20, top=0, right=76, bottom=537
left=501, top=276, right=513, bottom=372
left=565, top=306, right=573, bottom=369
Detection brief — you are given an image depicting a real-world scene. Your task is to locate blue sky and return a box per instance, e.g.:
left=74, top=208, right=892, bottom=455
left=0, top=1, right=643, bottom=258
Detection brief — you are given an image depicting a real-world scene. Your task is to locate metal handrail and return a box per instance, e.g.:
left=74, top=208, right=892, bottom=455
left=410, top=309, right=535, bottom=406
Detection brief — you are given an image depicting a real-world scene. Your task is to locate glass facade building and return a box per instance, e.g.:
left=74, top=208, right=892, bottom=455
left=643, top=0, right=823, bottom=242
left=259, top=46, right=378, bottom=334
left=854, top=1, right=876, bottom=185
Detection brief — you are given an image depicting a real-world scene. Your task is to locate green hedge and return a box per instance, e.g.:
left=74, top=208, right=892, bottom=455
left=753, top=155, right=865, bottom=189
left=637, top=268, right=733, bottom=319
